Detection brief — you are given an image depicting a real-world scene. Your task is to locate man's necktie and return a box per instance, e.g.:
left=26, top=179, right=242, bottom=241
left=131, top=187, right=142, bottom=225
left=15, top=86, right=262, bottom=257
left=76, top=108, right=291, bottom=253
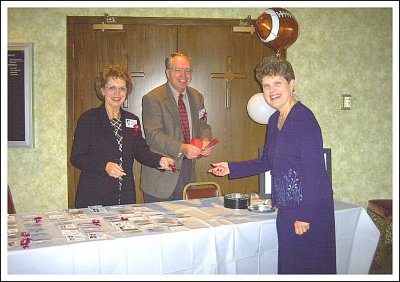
left=178, top=93, right=190, bottom=143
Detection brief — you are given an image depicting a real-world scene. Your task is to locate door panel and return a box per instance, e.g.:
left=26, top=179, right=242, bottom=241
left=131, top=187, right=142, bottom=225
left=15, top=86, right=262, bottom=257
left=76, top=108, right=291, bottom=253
left=125, top=24, right=177, bottom=128
left=125, top=24, right=177, bottom=203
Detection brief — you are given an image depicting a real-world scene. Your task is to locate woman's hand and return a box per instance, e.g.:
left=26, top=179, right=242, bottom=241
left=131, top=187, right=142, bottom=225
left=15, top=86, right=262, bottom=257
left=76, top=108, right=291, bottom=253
left=294, top=220, right=310, bottom=235
left=159, top=157, right=176, bottom=170
left=208, top=162, right=230, bottom=176
left=105, top=162, right=126, bottom=178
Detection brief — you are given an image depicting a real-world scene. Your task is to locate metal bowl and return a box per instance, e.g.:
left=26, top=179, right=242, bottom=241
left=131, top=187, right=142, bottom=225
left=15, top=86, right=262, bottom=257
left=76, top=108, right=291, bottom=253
left=248, top=204, right=275, bottom=213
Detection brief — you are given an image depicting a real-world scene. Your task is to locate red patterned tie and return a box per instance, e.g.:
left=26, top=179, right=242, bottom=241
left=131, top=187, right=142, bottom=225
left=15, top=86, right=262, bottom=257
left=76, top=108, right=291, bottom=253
left=178, top=93, right=190, bottom=143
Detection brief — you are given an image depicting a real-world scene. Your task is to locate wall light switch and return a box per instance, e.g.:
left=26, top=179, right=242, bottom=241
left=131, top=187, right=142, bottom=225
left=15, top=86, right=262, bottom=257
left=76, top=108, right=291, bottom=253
left=341, top=94, right=352, bottom=110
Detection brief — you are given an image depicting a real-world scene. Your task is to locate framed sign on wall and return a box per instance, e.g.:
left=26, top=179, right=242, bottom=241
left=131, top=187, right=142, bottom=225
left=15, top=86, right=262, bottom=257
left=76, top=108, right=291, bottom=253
left=8, top=43, right=33, bottom=148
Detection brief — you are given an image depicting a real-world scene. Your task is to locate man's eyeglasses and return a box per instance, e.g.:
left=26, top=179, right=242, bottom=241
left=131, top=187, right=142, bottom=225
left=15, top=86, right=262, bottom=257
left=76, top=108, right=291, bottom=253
left=169, top=67, right=193, bottom=75
left=105, top=85, right=127, bottom=94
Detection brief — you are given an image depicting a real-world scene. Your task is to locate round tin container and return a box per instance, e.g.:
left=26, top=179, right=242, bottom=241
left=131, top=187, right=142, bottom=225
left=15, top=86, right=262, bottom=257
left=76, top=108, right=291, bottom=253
left=224, top=193, right=250, bottom=209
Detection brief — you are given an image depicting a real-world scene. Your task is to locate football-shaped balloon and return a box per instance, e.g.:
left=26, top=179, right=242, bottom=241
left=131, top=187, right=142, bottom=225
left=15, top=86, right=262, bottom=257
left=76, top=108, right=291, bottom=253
left=256, top=8, right=299, bottom=54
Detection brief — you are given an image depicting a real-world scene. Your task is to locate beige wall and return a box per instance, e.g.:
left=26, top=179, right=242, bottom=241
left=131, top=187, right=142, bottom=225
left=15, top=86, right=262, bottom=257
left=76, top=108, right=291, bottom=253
left=7, top=7, right=393, bottom=212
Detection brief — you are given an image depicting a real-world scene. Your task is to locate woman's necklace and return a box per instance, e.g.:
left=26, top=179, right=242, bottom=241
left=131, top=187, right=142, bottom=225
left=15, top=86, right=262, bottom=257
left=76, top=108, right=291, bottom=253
left=278, top=99, right=296, bottom=129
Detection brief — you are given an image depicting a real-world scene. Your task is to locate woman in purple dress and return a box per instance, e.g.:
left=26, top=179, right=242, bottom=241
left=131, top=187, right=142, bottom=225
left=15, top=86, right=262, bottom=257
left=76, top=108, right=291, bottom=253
left=208, top=56, right=336, bottom=274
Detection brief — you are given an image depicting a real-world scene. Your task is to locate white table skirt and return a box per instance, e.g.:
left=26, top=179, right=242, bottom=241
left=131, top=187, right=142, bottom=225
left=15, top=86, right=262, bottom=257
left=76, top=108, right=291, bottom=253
left=7, top=198, right=379, bottom=274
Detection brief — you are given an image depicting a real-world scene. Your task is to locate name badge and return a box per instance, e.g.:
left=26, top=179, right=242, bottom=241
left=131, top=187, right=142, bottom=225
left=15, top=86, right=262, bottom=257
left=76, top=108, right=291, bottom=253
left=125, top=119, right=137, bottom=128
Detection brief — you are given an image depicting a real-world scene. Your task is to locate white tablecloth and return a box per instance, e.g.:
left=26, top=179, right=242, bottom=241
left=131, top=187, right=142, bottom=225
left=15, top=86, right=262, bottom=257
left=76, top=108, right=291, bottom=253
left=7, top=198, right=379, bottom=274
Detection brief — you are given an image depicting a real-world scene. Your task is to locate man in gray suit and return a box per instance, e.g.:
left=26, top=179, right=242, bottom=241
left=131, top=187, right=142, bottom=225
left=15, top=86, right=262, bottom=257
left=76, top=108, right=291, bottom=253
left=141, top=52, right=215, bottom=202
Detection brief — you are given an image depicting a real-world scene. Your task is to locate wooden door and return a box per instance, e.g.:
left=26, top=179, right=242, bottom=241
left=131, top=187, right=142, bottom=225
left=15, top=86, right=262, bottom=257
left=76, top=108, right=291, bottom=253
left=68, top=17, right=275, bottom=208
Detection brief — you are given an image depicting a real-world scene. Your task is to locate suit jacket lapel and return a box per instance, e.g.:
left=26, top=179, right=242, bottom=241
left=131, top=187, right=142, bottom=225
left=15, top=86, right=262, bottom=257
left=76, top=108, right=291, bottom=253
left=165, top=83, right=180, bottom=120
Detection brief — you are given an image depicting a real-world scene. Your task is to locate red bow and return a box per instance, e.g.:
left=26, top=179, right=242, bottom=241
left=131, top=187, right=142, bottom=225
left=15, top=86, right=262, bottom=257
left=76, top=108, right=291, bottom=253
left=20, top=232, right=32, bottom=249
left=201, top=111, right=208, bottom=121
left=21, top=231, right=31, bottom=237
left=133, top=125, right=139, bottom=136
left=92, top=219, right=101, bottom=226
left=34, top=216, right=42, bottom=224
left=20, top=237, right=32, bottom=249
left=168, top=163, right=179, bottom=173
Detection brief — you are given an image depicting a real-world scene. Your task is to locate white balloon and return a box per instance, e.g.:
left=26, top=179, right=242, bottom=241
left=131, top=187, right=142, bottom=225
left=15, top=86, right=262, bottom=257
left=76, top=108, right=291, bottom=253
left=246, top=93, right=276, bottom=124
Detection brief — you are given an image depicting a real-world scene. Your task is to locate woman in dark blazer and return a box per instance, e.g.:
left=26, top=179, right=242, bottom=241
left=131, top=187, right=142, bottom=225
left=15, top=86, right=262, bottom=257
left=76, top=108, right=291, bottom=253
left=71, top=64, right=175, bottom=208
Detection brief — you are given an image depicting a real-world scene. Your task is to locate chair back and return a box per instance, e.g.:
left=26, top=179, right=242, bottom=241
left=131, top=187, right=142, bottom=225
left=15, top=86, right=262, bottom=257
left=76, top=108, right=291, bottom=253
left=182, top=181, right=221, bottom=200
left=8, top=185, right=16, bottom=214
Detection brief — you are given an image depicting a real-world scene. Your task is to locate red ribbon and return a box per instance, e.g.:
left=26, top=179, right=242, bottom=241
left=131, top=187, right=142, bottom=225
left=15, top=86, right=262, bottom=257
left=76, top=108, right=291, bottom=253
left=190, top=138, right=203, bottom=149
left=133, top=125, right=139, bottom=136
left=168, top=163, right=178, bottom=173
left=34, top=216, right=42, bottom=224
left=20, top=238, right=32, bottom=249
left=92, top=219, right=101, bottom=226
left=20, top=232, right=32, bottom=249
left=21, top=231, right=31, bottom=237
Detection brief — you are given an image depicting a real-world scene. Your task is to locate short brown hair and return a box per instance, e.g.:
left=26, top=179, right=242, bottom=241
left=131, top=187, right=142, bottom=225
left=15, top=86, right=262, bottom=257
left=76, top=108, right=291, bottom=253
left=95, top=64, right=133, bottom=101
left=255, top=56, right=295, bottom=84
